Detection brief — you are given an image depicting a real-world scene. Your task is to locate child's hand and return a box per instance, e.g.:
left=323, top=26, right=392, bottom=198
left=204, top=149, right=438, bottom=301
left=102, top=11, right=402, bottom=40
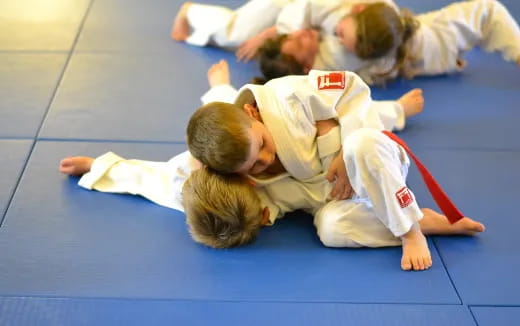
left=237, top=26, right=278, bottom=62
left=327, top=150, right=354, bottom=200
left=59, top=156, right=94, bottom=176
left=398, top=88, right=424, bottom=119
left=236, top=34, right=265, bottom=62
left=207, top=60, right=230, bottom=87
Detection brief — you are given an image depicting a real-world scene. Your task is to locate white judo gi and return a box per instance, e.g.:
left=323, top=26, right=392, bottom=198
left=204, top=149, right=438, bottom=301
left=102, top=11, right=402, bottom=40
left=275, top=0, right=398, bottom=75
left=405, top=0, right=520, bottom=77
left=278, top=0, right=520, bottom=83
left=183, top=0, right=292, bottom=48
left=78, top=74, right=422, bottom=247
left=232, top=69, right=403, bottom=180
left=77, top=127, right=419, bottom=248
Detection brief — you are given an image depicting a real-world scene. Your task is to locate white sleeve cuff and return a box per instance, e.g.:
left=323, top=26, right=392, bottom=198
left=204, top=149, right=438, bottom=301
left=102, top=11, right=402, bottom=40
left=200, top=84, right=238, bottom=104
left=78, top=152, right=124, bottom=190
left=316, top=126, right=341, bottom=159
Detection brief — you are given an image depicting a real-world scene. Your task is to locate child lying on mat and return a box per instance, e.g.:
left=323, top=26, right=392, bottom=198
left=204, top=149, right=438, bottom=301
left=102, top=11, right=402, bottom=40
left=256, top=0, right=520, bottom=84
left=187, top=61, right=484, bottom=271
left=60, top=61, right=484, bottom=271
left=60, top=128, right=484, bottom=270
left=172, top=0, right=520, bottom=84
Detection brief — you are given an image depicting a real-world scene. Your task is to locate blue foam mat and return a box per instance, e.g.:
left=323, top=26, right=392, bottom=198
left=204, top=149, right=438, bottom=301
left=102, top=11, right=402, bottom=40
left=0, top=0, right=90, bottom=51
left=0, top=297, right=476, bottom=326
left=406, top=149, right=520, bottom=305
left=0, top=54, right=67, bottom=138
left=39, top=50, right=258, bottom=142
left=75, top=0, right=244, bottom=53
left=0, top=141, right=458, bottom=304
left=2, top=0, right=520, bottom=323
left=373, top=51, right=520, bottom=151
left=471, top=306, right=520, bottom=326
left=0, top=140, right=32, bottom=224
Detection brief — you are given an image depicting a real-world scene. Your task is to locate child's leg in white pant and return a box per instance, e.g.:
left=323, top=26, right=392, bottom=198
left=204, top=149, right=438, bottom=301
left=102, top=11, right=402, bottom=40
left=344, top=128, right=430, bottom=270
left=173, top=0, right=290, bottom=49
left=314, top=200, right=402, bottom=248
left=442, top=0, right=520, bottom=63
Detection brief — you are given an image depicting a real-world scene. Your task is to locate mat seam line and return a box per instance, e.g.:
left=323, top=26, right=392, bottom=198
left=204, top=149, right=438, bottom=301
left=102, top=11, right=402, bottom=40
left=0, top=0, right=96, bottom=228
left=432, top=237, right=463, bottom=305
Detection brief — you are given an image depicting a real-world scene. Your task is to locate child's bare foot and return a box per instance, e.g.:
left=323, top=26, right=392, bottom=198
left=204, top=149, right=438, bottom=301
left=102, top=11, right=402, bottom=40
left=398, top=88, right=424, bottom=118
left=171, top=2, right=192, bottom=41
left=419, top=208, right=485, bottom=236
left=516, top=56, right=520, bottom=66
left=59, top=156, right=94, bottom=176
left=400, top=224, right=432, bottom=271
left=208, top=59, right=230, bottom=87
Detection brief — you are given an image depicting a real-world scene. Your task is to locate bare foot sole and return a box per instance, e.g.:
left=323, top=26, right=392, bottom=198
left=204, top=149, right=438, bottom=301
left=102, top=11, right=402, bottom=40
left=419, top=208, right=485, bottom=236
left=398, top=88, right=424, bottom=118
left=208, top=59, right=230, bottom=87
left=401, top=226, right=432, bottom=271
left=171, top=2, right=192, bottom=41
left=59, top=156, right=94, bottom=176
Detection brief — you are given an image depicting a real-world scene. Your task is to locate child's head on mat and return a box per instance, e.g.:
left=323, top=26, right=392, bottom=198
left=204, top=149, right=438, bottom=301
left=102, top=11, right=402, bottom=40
left=258, top=2, right=418, bottom=81
left=182, top=167, right=270, bottom=248
left=187, top=101, right=276, bottom=176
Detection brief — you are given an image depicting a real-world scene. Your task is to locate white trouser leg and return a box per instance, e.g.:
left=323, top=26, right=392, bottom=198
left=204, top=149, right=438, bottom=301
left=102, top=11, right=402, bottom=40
left=186, top=0, right=291, bottom=48
left=439, top=0, right=520, bottom=61
left=344, top=128, right=424, bottom=237
left=315, top=128, right=424, bottom=247
left=314, top=199, right=402, bottom=248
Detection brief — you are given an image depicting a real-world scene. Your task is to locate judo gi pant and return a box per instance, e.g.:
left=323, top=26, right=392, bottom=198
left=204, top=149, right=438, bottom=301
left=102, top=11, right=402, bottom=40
left=416, top=0, right=520, bottom=74
left=185, top=0, right=291, bottom=48
left=314, top=128, right=424, bottom=248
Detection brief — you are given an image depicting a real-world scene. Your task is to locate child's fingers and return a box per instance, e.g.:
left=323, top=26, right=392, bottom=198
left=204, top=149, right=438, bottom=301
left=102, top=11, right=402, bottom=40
left=326, top=168, right=335, bottom=182
left=59, top=157, right=72, bottom=167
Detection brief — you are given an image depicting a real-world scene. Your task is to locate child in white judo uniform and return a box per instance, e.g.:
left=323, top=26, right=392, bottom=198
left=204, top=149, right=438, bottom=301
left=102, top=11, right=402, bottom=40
left=172, top=0, right=520, bottom=84
left=258, top=0, right=520, bottom=84
left=60, top=127, right=485, bottom=270
left=185, top=62, right=486, bottom=270
left=170, top=0, right=396, bottom=77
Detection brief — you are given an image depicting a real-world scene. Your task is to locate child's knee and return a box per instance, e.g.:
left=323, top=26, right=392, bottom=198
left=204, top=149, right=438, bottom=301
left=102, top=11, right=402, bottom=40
left=314, top=203, right=362, bottom=248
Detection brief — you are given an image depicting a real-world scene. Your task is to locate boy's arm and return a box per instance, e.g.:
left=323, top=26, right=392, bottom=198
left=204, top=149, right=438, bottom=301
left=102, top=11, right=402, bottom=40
left=316, top=121, right=353, bottom=200
left=236, top=26, right=278, bottom=62
left=302, top=70, right=387, bottom=141
left=261, top=125, right=342, bottom=219
left=370, top=100, right=406, bottom=131
left=78, top=151, right=200, bottom=212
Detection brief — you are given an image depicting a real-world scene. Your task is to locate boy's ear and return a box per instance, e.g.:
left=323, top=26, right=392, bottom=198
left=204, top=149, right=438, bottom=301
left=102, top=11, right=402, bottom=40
left=243, top=103, right=261, bottom=121
left=261, top=207, right=270, bottom=226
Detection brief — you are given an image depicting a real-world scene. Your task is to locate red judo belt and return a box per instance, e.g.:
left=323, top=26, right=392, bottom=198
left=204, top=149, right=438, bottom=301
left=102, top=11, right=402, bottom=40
left=382, top=131, right=464, bottom=224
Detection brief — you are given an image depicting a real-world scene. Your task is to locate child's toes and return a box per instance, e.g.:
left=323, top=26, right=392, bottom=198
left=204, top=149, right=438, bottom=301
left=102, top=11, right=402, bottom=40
left=413, top=257, right=424, bottom=271
left=401, top=257, right=412, bottom=271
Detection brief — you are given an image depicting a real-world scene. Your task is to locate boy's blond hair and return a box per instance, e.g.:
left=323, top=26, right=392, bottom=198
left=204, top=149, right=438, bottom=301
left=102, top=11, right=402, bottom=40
left=182, top=167, right=263, bottom=248
left=187, top=102, right=252, bottom=174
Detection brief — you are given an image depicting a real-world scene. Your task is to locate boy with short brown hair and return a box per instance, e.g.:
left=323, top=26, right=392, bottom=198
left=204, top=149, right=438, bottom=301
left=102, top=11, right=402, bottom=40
left=182, top=167, right=267, bottom=248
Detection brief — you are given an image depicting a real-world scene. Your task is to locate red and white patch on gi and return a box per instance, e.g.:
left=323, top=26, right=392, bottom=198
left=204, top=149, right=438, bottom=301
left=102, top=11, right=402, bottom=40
left=395, top=186, right=414, bottom=208
left=317, top=72, right=345, bottom=90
